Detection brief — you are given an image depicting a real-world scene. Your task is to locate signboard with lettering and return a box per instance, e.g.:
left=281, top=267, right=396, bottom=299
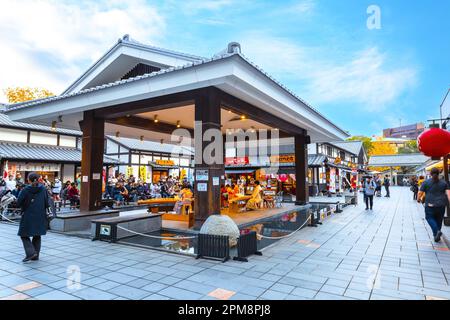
left=11, top=162, right=61, bottom=172
left=270, top=155, right=295, bottom=164
left=155, top=159, right=175, bottom=166
left=195, top=170, right=209, bottom=181
left=225, top=157, right=249, bottom=165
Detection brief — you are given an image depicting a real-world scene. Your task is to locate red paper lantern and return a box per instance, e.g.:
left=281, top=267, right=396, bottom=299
left=278, top=174, right=288, bottom=182
left=417, top=128, right=450, bottom=158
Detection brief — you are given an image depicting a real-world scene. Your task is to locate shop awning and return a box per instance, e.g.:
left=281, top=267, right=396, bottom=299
left=149, top=162, right=179, bottom=170
left=308, top=154, right=328, bottom=167
left=0, top=141, right=120, bottom=165
left=225, top=168, right=256, bottom=174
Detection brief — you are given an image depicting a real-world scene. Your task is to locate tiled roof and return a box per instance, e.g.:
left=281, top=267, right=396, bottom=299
left=4, top=40, right=348, bottom=136
left=368, top=153, right=429, bottom=167
left=0, top=112, right=81, bottom=136
left=308, top=154, right=328, bottom=167
left=107, top=136, right=193, bottom=156
left=0, top=141, right=120, bottom=164
left=330, top=141, right=363, bottom=156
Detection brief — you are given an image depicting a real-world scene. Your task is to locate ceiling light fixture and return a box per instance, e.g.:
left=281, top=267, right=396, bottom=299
left=140, top=135, right=144, bottom=142
left=51, top=121, right=57, bottom=131
left=240, top=115, right=246, bottom=120
left=115, top=131, right=120, bottom=138
left=154, top=115, right=159, bottom=123
left=176, top=120, right=181, bottom=128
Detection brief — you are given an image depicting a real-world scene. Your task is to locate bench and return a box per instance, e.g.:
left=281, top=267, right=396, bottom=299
left=49, top=209, right=120, bottom=232
left=91, top=213, right=162, bottom=243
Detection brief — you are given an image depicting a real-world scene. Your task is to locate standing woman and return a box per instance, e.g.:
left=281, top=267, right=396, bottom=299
left=17, top=172, right=49, bottom=262
left=364, top=176, right=377, bottom=211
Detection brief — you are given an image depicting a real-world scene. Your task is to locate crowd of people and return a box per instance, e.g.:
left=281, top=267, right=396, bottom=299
left=105, top=174, right=194, bottom=206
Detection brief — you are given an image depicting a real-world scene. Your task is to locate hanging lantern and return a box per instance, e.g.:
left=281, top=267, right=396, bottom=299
left=417, top=128, right=450, bottom=158
left=279, top=174, right=288, bottom=182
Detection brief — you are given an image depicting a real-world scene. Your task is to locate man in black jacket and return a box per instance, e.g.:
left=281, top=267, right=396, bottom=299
left=383, top=175, right=391, bottom=197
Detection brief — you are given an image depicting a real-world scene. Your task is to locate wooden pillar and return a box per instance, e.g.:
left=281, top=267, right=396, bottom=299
left=193, top=88, right=224, bottom=229
left=79, top=110, right=105, bottom=212
left=295, top=134, right=309, bottom=205
left=444, top=155, right=449, bottom=218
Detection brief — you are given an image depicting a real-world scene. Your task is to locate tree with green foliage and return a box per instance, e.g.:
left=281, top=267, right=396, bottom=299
left=397, top=140, right=419, bottom=154
left=347, top=136, right=374, bottom=155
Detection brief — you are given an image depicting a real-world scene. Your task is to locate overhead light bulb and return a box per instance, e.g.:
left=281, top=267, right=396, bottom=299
left=176, top=120, right=181, bottom=128
left=51, top=121, right=57, bottom=131
left=240, top=115, right=246, bottom=120
left=154, top=115, right=159, bottom=123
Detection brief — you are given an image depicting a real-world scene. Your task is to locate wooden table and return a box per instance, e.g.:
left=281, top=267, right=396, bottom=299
left=228, top=195, right=252, bottom=214
left=138, top=198, right=194, bottom=228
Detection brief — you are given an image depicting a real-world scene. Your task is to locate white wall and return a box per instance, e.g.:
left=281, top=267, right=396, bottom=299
left=0, top=128, right=27, bottom=143
left=62, top=164, right=75, bottom=182
left=29, top=131, right=57, bottom=145
left=59, top=135, right=77, bottom=147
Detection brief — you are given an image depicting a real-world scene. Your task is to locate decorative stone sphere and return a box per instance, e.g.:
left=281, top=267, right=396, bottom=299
left=199, top=214, right=240, bottom=247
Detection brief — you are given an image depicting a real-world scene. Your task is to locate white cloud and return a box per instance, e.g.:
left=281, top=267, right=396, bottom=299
left=241, top=33, right=417, bottom=111
left=0, top=0, right=165, bottom=101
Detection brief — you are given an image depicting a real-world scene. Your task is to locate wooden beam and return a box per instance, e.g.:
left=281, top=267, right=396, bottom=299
left=79, top=110, right=105, bottom=212
left=94, top=89, right=200, bottom=119
left=295, top=134, right=309, bottom=205
left=105, top=115, right=194, bottom=136
left=218, top=89, right=306, bottom=136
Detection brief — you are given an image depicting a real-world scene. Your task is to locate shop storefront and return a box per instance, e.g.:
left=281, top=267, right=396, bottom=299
left=150, top=160, right=180, bottom=183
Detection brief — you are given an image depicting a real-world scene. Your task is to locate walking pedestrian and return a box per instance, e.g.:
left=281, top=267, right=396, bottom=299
left=418, top=168, right=450, bottom=242
left=383, top=175, right=391, bottom=197
left=364, top=176, right=377, bottom=210
left=17, top=172, right=49, bottom=262
left=411, top=177, right=419, bottom=200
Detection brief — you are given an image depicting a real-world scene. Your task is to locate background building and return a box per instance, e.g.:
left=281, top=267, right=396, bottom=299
left=382, top=123, right=425, bottom=140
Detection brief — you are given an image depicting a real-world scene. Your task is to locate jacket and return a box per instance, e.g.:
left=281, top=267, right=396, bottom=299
left=17, top=184, right=48, bottom=237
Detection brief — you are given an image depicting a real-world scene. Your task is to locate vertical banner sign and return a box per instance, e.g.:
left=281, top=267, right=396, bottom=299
left=139, top=166, right=147, bottom=181
left=126, top=166, right=133, bottom=178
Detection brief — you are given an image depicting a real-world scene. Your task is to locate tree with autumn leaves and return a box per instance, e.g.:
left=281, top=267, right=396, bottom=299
left=3, top=87, right=54, bottom=104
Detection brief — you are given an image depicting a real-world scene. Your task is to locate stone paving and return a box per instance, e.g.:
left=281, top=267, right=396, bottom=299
left=1, top=186, right=450, bottom=300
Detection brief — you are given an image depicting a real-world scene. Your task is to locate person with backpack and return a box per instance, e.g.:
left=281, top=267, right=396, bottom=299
left=364, top=176, right=377, bottom=211
left=16, top=172, right=50, bottom=263
left=418, top=167, right=450, bottom=242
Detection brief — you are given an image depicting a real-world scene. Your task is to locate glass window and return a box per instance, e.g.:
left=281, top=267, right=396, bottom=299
left=179, top=158, right=190, bottom=167
left=131, top=154, right=140, bottom=164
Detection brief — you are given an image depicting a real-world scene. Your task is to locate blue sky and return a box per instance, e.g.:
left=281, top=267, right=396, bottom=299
left=0, top=0, right=448, bottom=137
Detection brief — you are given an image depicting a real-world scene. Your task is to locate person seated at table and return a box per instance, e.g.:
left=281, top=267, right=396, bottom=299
left=126, top=182, right=138, bottom=202
left=246, top=181, right=263, bottom=211
left=226, top=184, right=236, bottom=199
left=160, top=181, right=171, bottom=198
left=67, top=182, right=80, bottom=208
left=112, top=182, right=128, bottom=205
left=150, top=182, right=161, bottom=198
left=174, top=186, right=193, bottom=214
left=221, top=184, right=229, bottom=208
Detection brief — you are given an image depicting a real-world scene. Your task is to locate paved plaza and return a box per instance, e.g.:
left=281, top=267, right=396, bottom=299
left=1, top=186, right=450, bottom=300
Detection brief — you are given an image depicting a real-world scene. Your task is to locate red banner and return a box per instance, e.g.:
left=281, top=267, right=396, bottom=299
left=225, top=157, right=249, bottom=165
